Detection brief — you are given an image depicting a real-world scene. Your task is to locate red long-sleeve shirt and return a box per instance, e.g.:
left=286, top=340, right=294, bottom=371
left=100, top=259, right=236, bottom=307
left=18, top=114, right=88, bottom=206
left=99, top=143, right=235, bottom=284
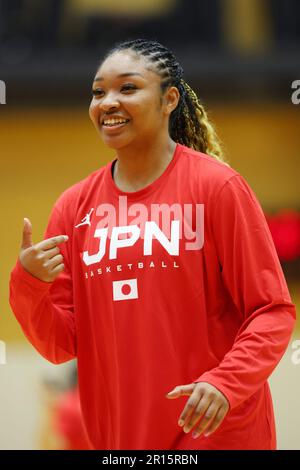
left=9, top=143, right=296, bottom=449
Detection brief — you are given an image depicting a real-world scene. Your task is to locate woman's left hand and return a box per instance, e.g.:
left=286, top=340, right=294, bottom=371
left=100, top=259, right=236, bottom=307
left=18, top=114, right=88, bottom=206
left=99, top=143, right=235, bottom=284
left=166, top=382, right=229, bottom=439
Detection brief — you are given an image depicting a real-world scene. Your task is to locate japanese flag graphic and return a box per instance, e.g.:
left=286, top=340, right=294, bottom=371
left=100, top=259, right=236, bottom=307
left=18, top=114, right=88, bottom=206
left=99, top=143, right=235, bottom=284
left=113, top=278, right=138, bottom=301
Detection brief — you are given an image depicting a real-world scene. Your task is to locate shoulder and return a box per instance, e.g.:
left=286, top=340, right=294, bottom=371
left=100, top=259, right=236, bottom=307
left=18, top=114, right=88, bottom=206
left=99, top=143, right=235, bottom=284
left=178, top=144, right=238, bottom=182
left=177, top=144, right=244, bottom=199
left=177, top=148, right=269, bottom=240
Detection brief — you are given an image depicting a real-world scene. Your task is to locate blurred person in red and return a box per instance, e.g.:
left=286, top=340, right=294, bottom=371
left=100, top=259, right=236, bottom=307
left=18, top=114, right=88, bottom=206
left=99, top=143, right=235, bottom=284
left=52, top=365, right=91, bottom=450
left=53, top=386, right=91, bottom=450
left=266, top=209, right=300, bottom=262
left=39, top=365, right=91, bottom=450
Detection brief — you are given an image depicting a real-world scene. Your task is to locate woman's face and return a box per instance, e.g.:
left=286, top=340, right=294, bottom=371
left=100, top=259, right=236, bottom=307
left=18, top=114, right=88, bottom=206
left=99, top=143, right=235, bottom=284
left=89, top=50, right=178, bottom=150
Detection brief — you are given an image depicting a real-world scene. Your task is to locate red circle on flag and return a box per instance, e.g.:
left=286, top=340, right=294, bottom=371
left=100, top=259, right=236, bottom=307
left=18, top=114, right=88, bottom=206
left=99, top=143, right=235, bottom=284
left=121, top=284, right=131, bottom=296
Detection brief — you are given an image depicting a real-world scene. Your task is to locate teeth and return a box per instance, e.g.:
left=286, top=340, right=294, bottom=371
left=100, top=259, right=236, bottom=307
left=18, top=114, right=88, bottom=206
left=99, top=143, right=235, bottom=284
left=103, top=118, right=128, bottom=126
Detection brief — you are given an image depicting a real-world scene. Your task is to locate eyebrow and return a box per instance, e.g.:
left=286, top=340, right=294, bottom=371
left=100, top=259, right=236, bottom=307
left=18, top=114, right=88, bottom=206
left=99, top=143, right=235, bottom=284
left=93, top=72, right=144, bottom=82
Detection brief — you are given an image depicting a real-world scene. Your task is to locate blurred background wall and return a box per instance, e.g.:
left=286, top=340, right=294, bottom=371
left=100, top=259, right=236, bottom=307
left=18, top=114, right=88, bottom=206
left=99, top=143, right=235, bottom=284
left=1, top=0, right=300, bottom=449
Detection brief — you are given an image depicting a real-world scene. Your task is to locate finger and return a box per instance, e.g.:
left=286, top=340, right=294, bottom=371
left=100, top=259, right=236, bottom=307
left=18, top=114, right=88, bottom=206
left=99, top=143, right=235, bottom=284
left=43, top=246, right=61, bottom=258
left=36, top=235, right=69, bottom=251
left=50, top=262, right=65, bottom=277
left=190, top=403, right=219, bottom=438
left=178, top=388, right=203, bottom=428
left=21, top=218, right=33, bottom=249
left=182, top=398, right=211, bottom=433
left=166, top=384, right=194, bottom=399
left=45, top=253, right=64, bottom=269
left=202, top=405, right=228, bottom=437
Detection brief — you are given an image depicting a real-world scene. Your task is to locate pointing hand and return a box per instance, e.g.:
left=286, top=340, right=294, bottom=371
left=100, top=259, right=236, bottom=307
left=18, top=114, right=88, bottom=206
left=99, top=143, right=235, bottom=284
left=19, top=217, right=69, bottom=282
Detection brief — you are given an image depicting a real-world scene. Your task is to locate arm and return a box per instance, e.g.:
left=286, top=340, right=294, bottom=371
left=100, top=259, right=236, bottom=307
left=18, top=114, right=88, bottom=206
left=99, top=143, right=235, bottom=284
left=194, top=174, right=296, bottom=409
left=9, top=205, right=76, bottom=364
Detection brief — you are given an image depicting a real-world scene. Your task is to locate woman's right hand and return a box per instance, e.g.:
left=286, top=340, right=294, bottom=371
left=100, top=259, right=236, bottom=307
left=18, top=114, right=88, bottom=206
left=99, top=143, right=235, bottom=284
left=19, top=217, right=69, bottom=283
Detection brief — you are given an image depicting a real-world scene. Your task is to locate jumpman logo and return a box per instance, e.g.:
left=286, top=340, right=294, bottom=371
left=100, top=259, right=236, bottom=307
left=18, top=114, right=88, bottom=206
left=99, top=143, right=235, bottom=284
left=75, top=208, right=94, bottom=228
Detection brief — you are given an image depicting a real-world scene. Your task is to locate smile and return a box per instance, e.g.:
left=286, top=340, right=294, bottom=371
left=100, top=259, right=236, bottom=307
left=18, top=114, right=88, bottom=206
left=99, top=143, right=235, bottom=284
left=102, top=118, right=130, bottom=128
left=102, top=119, right=129, bottom=133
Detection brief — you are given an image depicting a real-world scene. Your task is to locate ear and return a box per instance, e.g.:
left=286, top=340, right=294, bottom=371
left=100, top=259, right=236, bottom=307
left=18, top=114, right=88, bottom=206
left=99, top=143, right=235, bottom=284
left=163, top=86, right=180, bottom=116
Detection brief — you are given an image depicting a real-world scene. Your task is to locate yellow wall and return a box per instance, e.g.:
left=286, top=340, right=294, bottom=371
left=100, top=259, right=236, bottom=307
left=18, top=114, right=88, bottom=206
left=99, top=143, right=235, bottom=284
left=214, top=104, right=300, bottom=209
left=1, top=104, right=299, bottom=341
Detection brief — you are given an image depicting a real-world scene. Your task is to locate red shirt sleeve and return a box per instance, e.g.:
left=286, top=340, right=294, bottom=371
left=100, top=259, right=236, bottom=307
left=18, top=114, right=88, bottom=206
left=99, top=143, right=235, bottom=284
left=9, top=204, right=76, bottom=364
left=194, top=174, right=296, bottom=409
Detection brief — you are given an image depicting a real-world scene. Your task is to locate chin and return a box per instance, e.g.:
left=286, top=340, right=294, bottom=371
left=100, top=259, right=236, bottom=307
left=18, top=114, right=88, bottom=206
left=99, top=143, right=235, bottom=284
left=101, top=134, right=134, bottom=150
left=102, top=139, right=127, bottom=150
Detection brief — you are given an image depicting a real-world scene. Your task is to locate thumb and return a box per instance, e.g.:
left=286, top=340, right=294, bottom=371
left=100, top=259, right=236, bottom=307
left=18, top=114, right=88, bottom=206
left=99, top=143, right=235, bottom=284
left=21, top=217, right=33, bottom=249
left=165, top=384, right=195, bottom=399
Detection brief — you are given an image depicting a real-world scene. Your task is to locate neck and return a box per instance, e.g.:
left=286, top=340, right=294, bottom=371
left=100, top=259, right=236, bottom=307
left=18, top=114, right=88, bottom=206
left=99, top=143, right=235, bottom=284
left=113, top=135, right=177, bottom=192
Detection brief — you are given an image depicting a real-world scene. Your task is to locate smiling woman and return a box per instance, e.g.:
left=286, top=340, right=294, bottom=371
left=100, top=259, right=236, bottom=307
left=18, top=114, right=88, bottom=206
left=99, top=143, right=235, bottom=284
left=9, top=39, right=296, bottom=450
left=89, top=39, right=225, bottom=193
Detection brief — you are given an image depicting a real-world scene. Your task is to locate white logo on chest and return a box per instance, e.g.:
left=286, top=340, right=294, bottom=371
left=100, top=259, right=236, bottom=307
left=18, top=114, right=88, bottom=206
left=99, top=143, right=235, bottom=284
left=75, top=208, right=94, bottom=228
left=82, top=220, right=180, bottom=266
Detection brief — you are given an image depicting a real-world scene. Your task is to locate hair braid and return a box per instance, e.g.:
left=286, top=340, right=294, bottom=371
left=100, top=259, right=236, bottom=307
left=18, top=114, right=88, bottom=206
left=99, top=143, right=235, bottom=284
left=103, top=39, right=228, bottom=164
left=180, top=80, right=225, bottom=162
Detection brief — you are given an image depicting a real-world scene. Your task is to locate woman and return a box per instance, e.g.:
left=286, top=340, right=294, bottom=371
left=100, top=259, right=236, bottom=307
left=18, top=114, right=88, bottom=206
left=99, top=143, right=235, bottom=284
left=9, top=39, right=296, bottom=450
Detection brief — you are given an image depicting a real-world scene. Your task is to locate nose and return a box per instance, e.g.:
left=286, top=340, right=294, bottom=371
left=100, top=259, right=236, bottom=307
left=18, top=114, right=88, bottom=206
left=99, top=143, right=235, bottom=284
left=99, top=91, right=120, bottom=112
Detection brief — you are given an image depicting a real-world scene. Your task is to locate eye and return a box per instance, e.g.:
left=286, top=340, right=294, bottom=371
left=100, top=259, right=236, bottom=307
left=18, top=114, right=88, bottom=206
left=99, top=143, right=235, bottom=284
left=121, top=83, right=137, bottom=93
left=92, top=88, right=104, bottom=97
left=91, top=83, right=137, bottom=98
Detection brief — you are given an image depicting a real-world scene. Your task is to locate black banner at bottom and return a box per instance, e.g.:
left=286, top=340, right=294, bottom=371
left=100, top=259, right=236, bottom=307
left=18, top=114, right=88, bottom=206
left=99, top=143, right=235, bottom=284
left=0, top=450, right=299, bottom=465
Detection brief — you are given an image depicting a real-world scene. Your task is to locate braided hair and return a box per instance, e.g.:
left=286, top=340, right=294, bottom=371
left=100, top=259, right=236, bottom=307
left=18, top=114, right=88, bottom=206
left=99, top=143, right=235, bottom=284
left=102, top=39, right=227, bottom=163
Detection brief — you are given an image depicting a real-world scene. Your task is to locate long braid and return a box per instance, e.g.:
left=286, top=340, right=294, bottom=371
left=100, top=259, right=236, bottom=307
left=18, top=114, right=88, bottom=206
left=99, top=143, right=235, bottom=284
left=180, top=80, right=225, bottom=162
left=104, top=39, right=228, bottom=164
